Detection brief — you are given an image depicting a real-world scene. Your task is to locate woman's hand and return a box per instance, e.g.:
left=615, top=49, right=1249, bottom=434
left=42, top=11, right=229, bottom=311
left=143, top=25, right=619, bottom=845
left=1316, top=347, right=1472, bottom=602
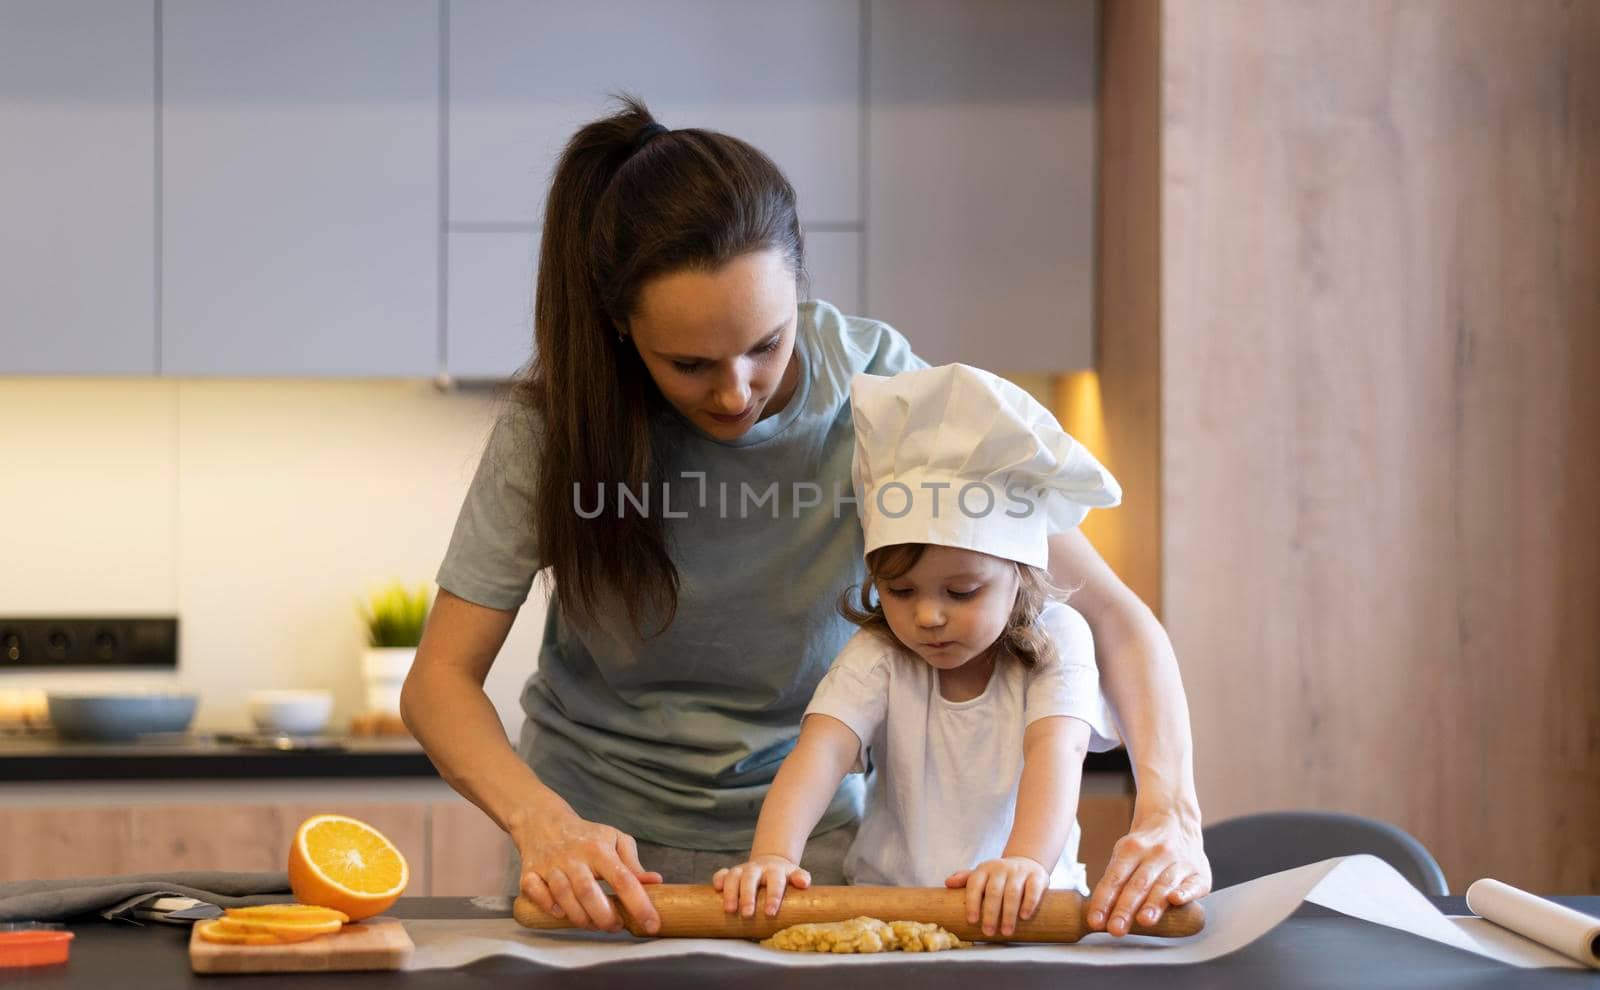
left=713, top=854, right=812, bottom=918
left=1086, top=808, right=1211, bottom=936
left=946, top=856, right=1050, bottom=938
left=405, top=594, right=663, bottom=930
left=511, top=809, right=663, bottom=934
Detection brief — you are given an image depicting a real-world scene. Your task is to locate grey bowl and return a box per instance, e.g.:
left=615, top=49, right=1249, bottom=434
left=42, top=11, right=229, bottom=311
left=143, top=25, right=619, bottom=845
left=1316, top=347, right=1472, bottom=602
left=46, top=692, right=199, bottom=742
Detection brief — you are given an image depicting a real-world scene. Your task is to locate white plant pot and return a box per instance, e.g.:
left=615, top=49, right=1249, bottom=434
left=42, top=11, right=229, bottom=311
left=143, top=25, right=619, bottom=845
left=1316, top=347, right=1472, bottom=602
left=362, top=647, right=416, bottom=681
left=361, top=647, right=415, bottom=715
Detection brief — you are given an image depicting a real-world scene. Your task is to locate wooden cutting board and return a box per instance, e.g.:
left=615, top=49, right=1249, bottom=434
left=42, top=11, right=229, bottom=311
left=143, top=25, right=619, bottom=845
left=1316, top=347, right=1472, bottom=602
left=188, top=919, right=412, bottom=974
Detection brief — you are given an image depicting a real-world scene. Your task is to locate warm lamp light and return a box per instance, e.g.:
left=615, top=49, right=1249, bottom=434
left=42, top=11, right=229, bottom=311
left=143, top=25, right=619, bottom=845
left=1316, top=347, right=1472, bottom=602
left=1054, top=370, right=1108, bottom=462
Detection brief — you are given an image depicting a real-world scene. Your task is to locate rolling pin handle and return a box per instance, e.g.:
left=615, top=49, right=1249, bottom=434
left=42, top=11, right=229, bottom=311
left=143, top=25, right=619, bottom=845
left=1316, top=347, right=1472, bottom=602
left=1128, top=901, right=1206, bottom=938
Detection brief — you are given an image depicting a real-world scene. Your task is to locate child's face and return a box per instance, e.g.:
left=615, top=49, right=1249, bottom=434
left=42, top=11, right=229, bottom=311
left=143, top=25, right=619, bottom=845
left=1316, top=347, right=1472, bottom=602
left=874, top=546, right=1020, bottom=672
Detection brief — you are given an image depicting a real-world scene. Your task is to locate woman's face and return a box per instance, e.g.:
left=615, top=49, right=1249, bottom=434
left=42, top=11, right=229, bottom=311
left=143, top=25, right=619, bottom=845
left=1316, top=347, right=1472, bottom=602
left=875, top=546, right=1020, bottom=673
left=626, top=249, right=801, bottom=441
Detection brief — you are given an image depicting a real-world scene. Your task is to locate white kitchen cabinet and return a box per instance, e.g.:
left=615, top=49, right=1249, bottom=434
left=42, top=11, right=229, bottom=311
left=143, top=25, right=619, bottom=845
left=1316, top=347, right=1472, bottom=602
left=161, top=0, right=440, bottom=377
left=445, top=230, right=537, bottom=380
left=2, top=1, right=1092, bottom=380
left=804, top=231, right=862, bottom=319
left=444, top=0, right=863, bottom=378
left=447, top=0, right=863, bottom=228
left=447, top=0, right=1094, bottom=378
left=866, top=0, right=1096, bottom=370
left=0, top=0, right=156, bottom=374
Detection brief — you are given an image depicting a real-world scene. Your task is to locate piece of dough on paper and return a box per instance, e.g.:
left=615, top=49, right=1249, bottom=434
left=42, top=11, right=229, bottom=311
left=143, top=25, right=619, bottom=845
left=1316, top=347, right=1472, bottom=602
left=761, top=917, right=969, bottom=953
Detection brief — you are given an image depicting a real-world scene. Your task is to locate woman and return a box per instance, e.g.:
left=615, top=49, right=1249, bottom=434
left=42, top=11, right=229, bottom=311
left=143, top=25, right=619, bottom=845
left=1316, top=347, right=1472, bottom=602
left=401, top=97, right=1208, bottom=938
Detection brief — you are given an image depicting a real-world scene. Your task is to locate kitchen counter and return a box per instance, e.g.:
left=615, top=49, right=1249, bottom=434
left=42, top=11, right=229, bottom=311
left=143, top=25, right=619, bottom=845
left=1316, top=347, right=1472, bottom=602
left=0, top=734, right=436, bottom=781
left=0, top=733, right=1132, bottom=782
left=13, top=895, right=1599, bottom=988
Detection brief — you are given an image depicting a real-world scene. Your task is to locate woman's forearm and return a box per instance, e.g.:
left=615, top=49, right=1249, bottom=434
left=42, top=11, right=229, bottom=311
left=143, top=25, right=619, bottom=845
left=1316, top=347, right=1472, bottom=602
left=1049, top=533, right=1211, bottom=931
left=1094, top=600, right=1201, bottom=823
left=1048, top=530, right=1201, bottom=825
left=400, top=662, right=574, bottom=835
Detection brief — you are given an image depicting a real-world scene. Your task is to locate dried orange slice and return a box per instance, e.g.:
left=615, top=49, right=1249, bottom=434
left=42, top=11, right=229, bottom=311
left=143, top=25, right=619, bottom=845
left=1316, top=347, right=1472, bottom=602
left=195, top=919, right=283, bottom=945
left=210, top=916, right=342, bottom=941
left=225, top=904, right=350, bottom=925
left=287, top=814, right=409, bottom=921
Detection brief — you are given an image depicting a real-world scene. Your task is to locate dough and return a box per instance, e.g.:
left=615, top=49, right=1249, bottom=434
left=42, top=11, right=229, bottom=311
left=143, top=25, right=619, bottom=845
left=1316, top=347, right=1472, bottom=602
left=761, top=916, right=969, bottom=953
left=887, top=919, right=969, bottom=952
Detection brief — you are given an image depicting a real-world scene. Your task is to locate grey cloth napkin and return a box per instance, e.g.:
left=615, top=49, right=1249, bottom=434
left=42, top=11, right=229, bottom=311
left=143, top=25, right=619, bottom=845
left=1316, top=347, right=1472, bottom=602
left=0, top=871, right=291, bottom=922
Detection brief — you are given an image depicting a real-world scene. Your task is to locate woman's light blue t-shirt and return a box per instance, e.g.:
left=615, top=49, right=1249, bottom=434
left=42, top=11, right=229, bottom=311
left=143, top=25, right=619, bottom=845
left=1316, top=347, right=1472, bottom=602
left=436, top=300, right=926, bottom=849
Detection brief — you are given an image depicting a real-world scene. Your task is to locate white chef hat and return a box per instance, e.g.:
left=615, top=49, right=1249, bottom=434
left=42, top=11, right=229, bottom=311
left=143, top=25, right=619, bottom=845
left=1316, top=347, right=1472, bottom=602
left=850, top=364, right=1121, bottom=570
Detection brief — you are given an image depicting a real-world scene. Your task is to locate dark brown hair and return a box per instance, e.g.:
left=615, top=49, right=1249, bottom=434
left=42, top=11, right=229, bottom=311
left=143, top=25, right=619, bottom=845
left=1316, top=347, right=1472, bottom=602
left=516, top=95, right=805, bottom=637
left=839, top=544, right=1061, bottom=668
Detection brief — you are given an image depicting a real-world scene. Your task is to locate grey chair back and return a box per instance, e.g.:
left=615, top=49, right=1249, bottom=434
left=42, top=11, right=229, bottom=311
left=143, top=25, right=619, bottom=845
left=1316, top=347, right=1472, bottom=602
left=1203, top=810, right=1448, bottom=895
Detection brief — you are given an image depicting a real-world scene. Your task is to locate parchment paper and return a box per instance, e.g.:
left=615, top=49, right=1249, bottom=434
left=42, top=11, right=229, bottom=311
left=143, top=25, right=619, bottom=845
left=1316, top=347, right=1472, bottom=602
left=1467, top=878, right=1600, bottom=969
left=403, top=855, right=1584, bottom=970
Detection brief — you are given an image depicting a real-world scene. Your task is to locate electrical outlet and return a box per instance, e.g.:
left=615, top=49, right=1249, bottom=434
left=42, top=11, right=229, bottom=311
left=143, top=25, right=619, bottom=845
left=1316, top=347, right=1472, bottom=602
left=1, top=626, right=27, bottom=664
left=0, top=617, right=178, bottom=669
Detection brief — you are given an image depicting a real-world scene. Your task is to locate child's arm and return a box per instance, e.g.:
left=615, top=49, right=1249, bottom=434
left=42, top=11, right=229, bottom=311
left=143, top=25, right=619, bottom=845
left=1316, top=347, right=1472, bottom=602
left=713, top=713, right=861, bottom=918
left=946, top=715, right=1092, bottom=937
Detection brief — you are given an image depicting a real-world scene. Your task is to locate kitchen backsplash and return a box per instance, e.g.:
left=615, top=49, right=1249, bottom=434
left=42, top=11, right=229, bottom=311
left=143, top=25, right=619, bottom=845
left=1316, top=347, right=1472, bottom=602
left=0, top=372, right=1056, bottom=736
left=0, top=378, right=543, bottom=735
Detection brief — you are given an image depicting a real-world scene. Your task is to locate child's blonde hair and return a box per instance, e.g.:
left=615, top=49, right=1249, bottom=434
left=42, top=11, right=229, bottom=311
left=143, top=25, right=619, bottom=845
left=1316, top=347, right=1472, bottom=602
left=838, top=543, right=1063, bottom=667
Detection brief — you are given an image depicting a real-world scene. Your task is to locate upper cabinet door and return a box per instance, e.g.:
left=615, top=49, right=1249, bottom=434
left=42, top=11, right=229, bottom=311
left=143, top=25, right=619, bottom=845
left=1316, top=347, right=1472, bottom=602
left=444, top=0, right=862, bottom=378
left=443, top=229, right=537, bottom=381
left=867, top=0, right=1096, bottom=370
left=0, top=1, right=156, bottom=374
left=448, top=0, right=863, bottom=228
left=162, top=1, right=440, bottom=377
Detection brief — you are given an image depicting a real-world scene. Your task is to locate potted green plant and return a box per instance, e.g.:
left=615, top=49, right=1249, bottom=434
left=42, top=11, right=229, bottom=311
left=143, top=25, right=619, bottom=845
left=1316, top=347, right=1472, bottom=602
left=359, top=582, right=432, bottom=715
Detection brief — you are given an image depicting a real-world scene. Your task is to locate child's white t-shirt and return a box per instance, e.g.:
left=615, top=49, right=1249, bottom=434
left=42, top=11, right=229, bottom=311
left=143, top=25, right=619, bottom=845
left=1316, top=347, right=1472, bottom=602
left=804, top=601, right=1122, bottom=892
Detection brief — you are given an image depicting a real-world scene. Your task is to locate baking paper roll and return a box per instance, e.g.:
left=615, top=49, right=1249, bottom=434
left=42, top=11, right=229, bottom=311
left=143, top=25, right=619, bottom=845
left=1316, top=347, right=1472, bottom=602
left=1466, top=878, right=1600, bottom=969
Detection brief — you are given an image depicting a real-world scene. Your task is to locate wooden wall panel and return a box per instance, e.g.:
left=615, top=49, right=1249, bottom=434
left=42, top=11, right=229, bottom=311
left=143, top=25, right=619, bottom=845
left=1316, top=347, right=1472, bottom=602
left=127, top=804, right=291, bottom=875
left=0, top=808, right=136, bottom=882
left=430, top=798, right=515, bottom=897
left=1085, top=0, right=1164, bottom=612
left=1159, top=0, right=1600, bottom=892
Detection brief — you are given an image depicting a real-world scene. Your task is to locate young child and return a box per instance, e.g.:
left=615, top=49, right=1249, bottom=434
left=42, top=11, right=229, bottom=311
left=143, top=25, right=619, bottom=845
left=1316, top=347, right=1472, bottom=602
left=713, top=363, right=1124, bottom=938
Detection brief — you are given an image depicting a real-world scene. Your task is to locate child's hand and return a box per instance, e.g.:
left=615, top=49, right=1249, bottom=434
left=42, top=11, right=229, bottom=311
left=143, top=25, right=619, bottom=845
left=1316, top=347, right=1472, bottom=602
left=946, top=856, right=1050, bottom=938
left=713, top=855, right=811, bottom=918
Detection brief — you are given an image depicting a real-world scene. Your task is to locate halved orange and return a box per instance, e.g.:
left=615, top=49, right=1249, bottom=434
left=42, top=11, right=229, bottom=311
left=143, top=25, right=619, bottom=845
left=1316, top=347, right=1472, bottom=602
left=287, top=814, right=409, bottom=921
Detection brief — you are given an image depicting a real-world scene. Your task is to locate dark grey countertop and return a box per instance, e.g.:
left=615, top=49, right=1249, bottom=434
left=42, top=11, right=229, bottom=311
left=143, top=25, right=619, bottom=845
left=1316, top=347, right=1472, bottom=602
left=9, top=896, right=1599, bottom=988
left=0, top=732, right=439, bottom=780
left=0, top=731, right=1134, bottom=782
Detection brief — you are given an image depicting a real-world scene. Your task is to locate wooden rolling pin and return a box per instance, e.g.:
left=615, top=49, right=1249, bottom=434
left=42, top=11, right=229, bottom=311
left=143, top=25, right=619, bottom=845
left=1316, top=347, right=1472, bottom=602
left=513, top=884, right=1204, bottom=943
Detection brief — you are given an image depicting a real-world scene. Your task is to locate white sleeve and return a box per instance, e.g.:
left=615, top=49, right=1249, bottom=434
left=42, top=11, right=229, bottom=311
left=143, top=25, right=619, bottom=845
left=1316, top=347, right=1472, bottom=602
left=1024, top=602, right=1122, bottom=752
left=804, top=628, right=894, bottom=774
